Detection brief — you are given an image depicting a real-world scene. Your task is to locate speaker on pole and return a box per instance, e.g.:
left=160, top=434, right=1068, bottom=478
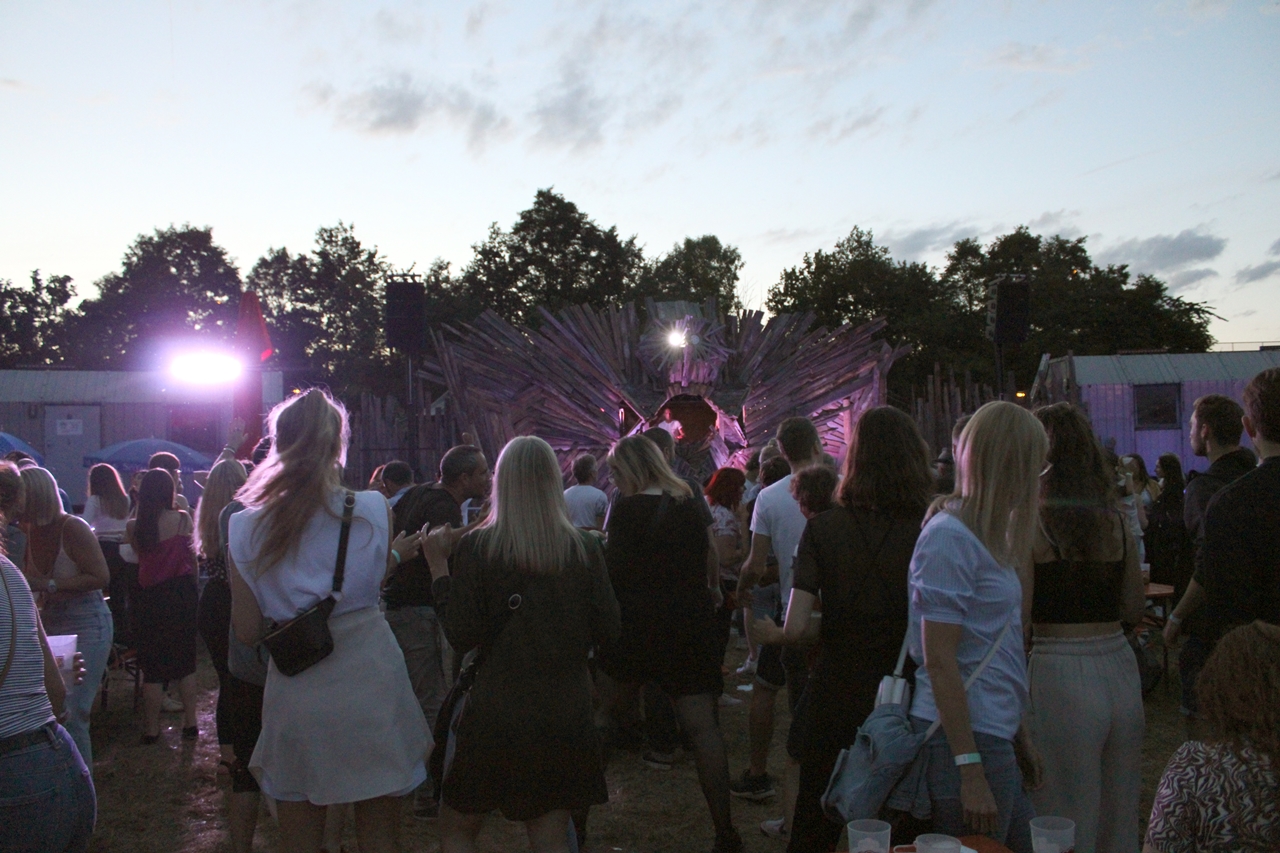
left=985, top=274, right=1030, bottom=345
left=385, top=275, right=426, bottom=354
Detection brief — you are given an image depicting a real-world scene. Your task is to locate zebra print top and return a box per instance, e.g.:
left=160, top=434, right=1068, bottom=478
left=1146, top=740, right=1278, bottom=852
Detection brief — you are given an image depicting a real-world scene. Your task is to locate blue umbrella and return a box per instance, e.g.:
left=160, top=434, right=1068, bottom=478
left=0, top=432, right=44, bottom=465
left=84, top=439, right=213, bottom=472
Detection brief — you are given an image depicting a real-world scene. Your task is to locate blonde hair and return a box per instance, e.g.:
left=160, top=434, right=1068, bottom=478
left=20, top=467, right=63, bottom=526
left=474, top=436, right=585, bottom=574
left=608, top=435, right=693, bottom=499
left=928, top=401, right=1048, bottom=567
left=236, top=389, right=350, bottom=574
left=194, top=458, right=247, bottom=560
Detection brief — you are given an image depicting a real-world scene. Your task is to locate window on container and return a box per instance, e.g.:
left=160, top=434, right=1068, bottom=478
left=1134, top=384, right=1181, bottom=430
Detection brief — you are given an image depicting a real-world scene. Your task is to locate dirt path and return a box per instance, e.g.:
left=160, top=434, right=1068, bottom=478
left=86, top=642, right=1185, bottom=852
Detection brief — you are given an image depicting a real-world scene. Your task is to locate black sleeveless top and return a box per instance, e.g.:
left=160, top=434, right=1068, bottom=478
left=1032, top=518, right=1128, bottom=624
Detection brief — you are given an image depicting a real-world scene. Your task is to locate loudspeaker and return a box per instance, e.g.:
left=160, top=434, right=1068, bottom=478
left=985, top=275, right=1030, bottom=345
left=385, top=278, right=426, bottom=354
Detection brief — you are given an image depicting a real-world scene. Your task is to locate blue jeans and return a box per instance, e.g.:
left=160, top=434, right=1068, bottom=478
left=40, top=594, right=114, bottom=769
left=0, top=724, right=96, bottom=852
left=912, top=717, right=1035, bottom=853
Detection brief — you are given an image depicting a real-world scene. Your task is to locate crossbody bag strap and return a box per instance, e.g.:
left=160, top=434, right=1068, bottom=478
left=470, top=563, right=526, bottom=675
left=331, top=490, right=355, bottom=596
left=921, top=616, right=1015, bottom=741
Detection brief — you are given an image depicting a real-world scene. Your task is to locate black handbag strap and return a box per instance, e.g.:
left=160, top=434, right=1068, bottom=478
left=333, top=490, right=355, bottom=595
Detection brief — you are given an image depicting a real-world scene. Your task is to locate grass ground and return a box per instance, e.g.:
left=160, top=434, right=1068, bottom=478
left=86, top=637, right=1186, bottom=852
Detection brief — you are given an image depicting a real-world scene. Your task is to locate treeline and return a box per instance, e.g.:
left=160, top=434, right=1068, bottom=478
left=0, top=187, right=1216, bottom=402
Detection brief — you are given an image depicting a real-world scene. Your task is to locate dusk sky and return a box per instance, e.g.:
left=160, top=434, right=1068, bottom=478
left=3, top=1, right=1278, bottom=344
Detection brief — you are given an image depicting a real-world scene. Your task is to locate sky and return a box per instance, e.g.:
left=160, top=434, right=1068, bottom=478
left=2, top=0, right=1278, bottom=345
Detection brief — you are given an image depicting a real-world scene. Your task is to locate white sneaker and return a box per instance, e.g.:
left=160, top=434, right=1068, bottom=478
left=760, top=817, right=788, bottom=839
left=162, top=695, right=184, bottom=713
left=736, top=657, right=757, bottom=676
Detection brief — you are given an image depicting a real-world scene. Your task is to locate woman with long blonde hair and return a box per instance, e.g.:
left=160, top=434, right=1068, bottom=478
left=421, top=435, right=619, bottom=853
left=228, top=389, right=427, bottom=853
left=597, top=434, right=742, bottom=853
left=906, top=401, right=1048, bottom=853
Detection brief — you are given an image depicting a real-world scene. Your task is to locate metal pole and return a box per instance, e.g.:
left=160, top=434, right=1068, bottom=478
left=994, top=342, right=1005, bottom=402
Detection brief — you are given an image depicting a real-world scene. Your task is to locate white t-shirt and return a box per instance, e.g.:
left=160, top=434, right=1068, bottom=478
left=564, top=484, right=609, bottom=529
left=750, top=473, right=807, bottom=597
left=82, top=494, right=128, bottom=537
left=229, top=489, right=388, bottom=622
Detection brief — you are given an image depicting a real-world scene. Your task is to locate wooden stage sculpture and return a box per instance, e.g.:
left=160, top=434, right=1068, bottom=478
left=420, top=299, right=908, bottom=482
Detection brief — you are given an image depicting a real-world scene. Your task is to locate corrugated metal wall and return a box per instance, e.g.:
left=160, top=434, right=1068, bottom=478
left=1083, top=380, right=1257, bottom=477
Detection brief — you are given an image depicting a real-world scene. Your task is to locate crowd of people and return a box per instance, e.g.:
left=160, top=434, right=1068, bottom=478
left=1, top=367, right=1277, bottom=853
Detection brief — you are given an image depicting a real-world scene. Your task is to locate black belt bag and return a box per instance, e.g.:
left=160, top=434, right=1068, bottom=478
left=261, top=491, right=355, bottom=677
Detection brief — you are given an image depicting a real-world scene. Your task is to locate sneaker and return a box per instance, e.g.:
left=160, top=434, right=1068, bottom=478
left=162, top=695, right=184, bottom=713
left=736, top=657, right=758, bottom=676
left=760, top=817, right=788, bottom=839
left=642, top=750, right=677, bottom=770
left=729, top=769, right=776, bottom=801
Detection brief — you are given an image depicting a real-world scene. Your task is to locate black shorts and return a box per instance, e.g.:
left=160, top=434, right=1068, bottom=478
left=755, top=642, right=809, bottom=712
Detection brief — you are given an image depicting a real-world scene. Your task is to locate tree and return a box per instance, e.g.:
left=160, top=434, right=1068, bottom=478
left=0, top=271, right=76, bottom=368
left=248, top=223, right=396, bottom=396
left=458, top=189, right=645, bottom=324
left=637, top=235, right=744, bottom=311
left=66, top=225, right=242, bottom=368
left=942, top=228, right=1217, bottom=389
left=766, top=227, right=975, bottom=395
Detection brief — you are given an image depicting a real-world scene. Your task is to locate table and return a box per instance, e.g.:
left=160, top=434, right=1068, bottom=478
left=1142, top=582, right=1176, bottom=682
left=877, top=839, right=1013, bottom=853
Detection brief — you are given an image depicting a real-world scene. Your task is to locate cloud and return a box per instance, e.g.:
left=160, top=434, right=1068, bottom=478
left=372, top=7, right=426, bottom=44
left=759, top=227, right=826, bottom=246
left=1270, top=237, right=1280, bottom=255
left=1168, top=268, right=1217, bottom=290
left=320, top=74, right=510, bottom=150
left=985, top=42, right=1085, bottom=73
left=0, top=78, right=27, bottom=91
left=807, top=105, right=888, bottom=142
left=1010, top=89, right=1064, bottom=123
left=531, top=67, right=610, bottom=151
left=1026, top=209, right=1080, bottom=235
left=1096, top=228, right=1227, bottom=273
left=882, top=221, right=981, bottom=259
left=1235, top=260, right=1280, bottom=284
left=465, top=2, right=491, bottom=38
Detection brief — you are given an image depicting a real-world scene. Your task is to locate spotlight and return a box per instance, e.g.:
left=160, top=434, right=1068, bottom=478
left=1015, top=391, right=1027, bottom=399
left=169, top=351, right=243, bottom=385
left=667, top=329, right=688, bottom=348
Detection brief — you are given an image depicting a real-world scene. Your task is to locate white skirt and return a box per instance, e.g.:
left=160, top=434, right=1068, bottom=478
left=251, top=606, right=430, bottom=804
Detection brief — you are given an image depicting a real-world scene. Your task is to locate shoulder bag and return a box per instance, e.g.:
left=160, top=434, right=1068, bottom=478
left=259, top=491, right=355, bottom=677
left=429, top=565, right=525, bottom=799
left=821, top=615, right=1013, bottom=824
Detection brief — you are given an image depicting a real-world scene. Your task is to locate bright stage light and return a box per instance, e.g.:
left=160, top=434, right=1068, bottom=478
left=169, top=351, right=243, bottom=385
left=667, top=329, right=688, bottom=348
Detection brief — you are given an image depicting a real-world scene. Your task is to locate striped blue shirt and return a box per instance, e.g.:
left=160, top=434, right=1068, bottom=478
left=0, top=556, right=55, bottom=739
left=907, top=512, right=1027, bottom=741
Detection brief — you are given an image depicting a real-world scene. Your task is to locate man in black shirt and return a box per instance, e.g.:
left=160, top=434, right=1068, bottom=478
left=1194, top=368, right=1280, bottom=641
left=383, top=444, right=491, bottom=818
left=1166, top=393, right=1259, bottom=719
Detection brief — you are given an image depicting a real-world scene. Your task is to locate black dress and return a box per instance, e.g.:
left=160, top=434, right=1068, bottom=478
left=434, top=530, right=620, bottom=821
left=787, top=505, right=923, bottom=853
left=598, top=492, right=721, bottom=697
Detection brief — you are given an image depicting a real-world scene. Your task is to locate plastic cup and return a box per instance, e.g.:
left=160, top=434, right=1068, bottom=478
left=47, top=634, right=77, bottom=686
left=847, top=819, right=891, bottom=852
left=1030, top=816, right=1076, bottom=853
left=914, top=834, right=962, bottom=853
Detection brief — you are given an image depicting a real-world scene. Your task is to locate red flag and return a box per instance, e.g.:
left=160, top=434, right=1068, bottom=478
left=233, top=291, right=275, bottom=457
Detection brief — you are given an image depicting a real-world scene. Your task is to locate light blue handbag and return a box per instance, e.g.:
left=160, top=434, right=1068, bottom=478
left=821, top=619, right=1012, bottom=823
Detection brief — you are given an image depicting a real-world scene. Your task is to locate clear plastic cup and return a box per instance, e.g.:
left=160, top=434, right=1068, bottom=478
left=1030, top=816, right=1076, bottom=853
left=847, top=818, right=891, bottom=852
left=914, top=834, right=962, bottom=853
left=47, top=634, right=77, bottom=687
